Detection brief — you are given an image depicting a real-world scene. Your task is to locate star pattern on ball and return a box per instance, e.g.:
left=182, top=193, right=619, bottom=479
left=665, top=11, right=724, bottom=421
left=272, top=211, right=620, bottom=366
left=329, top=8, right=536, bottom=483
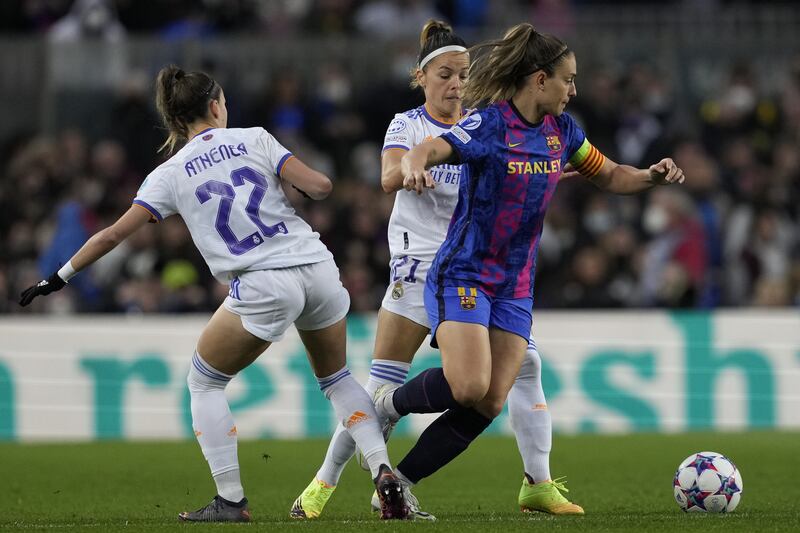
left=684, top=485, right=711, bottom=510
left=689, top=454, right=718, bottom=473
left=720, top=475, right=740, bottom=500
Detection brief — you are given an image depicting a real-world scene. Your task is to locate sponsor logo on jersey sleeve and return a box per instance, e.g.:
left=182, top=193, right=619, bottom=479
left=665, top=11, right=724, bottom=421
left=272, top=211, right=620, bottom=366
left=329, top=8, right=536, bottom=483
left=450, top=126, right=471, bottom=144
left=458, top=113, right=482, bottom=131
left=387, top=118, right=407, bottom=134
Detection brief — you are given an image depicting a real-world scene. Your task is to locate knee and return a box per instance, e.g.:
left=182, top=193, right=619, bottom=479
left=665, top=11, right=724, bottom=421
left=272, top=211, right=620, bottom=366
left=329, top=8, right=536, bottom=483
left=516, top=346, right=541, bottom=383
left=475, top=396, right=505, bottom=419
left=450, top=378, right=490, bottom=408
left=527, top=347, right=541, bottom=373
left=188, top=352, right=232, bottom=392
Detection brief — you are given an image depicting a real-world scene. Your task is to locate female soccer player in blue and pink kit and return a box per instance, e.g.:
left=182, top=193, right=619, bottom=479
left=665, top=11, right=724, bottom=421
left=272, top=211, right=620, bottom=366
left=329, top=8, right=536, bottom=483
left=292, top=20, right=583, bottom=520
left=374, top=22, right=685, bottom=513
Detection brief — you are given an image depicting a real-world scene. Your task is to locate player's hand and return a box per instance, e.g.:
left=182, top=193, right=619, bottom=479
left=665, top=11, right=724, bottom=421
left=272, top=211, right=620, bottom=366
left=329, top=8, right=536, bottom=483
left=559, top=162, right=581, bottom=181
left=400, top=152, right=435, bottom=195
left=402, top=168, right=435, bottom=195
left=649, top=158, right=685, bottom=185
left=19, top=272, right=66, bottom=307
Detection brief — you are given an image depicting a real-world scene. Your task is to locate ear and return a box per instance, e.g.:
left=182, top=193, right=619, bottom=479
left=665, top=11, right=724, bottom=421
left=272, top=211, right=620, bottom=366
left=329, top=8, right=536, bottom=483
left=209, top=99, right=221, bottom=120
left=532, top=70, right=547, bottom=90
left=415, top=68, right=426, bottom=89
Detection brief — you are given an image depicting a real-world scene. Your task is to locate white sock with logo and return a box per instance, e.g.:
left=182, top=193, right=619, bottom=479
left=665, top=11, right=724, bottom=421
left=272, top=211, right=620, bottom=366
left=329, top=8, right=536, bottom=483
left=315, top=359, right=410, bottom=485
left=508, top=345, right=552, bottom=483
left=318, top=367, right=390, bottom=479
left=187, top=351, right=244, bottom=502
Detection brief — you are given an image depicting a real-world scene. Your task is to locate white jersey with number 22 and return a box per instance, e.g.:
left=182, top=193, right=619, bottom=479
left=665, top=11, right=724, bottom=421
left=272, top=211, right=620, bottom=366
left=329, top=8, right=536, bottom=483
left=134, top=127, right=331, bottom=281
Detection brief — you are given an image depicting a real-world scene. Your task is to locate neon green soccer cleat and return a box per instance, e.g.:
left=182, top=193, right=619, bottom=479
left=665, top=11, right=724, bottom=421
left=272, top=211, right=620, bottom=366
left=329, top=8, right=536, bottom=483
left=518, top=477, right=584, bottom=515
left=289, top=478, right=336, bottom=519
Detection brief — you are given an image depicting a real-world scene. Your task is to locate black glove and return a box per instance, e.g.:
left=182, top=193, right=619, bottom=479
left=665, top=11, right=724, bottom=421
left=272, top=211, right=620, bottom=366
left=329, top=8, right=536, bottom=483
left=19, top=272, right=67, bottom=307
left=292, top=184, right=312, bottom=199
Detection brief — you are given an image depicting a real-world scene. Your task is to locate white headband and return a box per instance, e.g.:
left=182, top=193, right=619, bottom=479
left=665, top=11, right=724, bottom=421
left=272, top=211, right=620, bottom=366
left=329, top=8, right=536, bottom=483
left=419, top=45, right=468, bottom=70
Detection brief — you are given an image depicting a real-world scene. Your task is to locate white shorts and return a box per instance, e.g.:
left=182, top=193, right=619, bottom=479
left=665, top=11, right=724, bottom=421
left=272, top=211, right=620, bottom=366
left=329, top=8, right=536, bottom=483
left=224, top=259, right=350, bottom=342
left=380, top=256, right=431, bottom=329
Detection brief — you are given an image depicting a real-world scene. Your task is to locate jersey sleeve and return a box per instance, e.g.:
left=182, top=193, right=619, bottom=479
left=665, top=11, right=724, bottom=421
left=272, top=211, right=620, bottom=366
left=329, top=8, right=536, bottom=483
left=562, top=113, right=605, bottom=178
left=440, top=109, right=496, bottom=164
left=258, top=127, right=295, bottom=178
left=133, top=170, right=177, bottom=223
left=382, top=113, right=415, bottom=153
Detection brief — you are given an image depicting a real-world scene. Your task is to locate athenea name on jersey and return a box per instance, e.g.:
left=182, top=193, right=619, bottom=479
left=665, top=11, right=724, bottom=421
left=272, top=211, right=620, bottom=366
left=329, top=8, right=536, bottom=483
left=184, top=141, right=249, bottom=177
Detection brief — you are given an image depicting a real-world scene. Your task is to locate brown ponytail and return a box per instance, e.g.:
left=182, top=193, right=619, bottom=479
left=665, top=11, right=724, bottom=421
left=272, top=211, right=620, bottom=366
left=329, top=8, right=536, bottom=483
left=463, top=23, right=570, bottom=108
left=155, top=65, right=221, bottom=155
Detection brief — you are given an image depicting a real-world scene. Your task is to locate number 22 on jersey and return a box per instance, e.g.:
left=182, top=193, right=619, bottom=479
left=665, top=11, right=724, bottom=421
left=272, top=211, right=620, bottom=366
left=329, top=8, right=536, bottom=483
left=195, top=166, right=287, bottom=255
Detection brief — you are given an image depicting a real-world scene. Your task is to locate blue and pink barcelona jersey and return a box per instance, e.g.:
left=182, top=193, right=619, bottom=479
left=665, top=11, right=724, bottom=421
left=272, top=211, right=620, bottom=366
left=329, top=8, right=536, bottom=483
left=434, top=99, right=604, bottom=299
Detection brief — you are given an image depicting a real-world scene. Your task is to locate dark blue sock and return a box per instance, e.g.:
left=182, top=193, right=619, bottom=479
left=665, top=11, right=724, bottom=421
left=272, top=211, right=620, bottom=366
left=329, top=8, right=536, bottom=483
left=391, top=367, right=459, bottom=416
left=396, top=406, right=493, bottom=483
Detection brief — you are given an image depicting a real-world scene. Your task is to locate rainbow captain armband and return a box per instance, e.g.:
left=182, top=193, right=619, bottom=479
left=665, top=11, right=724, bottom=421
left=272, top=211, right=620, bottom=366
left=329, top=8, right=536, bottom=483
left=568, top=138, right=605, bottom=177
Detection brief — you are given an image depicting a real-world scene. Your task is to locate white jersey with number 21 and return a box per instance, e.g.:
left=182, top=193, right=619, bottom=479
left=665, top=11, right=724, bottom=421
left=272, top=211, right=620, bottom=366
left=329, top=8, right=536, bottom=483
left=133, top=127, right=331, bottom=282
left=383, top=106, right=463, bottom=261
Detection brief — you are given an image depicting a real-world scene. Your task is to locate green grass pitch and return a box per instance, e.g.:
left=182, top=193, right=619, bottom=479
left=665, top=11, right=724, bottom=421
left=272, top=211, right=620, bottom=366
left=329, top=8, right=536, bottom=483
left=1, top=432, right=798, bottom=532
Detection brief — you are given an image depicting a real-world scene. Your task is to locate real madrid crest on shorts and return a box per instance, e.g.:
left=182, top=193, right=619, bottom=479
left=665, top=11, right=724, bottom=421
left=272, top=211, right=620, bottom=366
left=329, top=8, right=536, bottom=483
left=458, top=286, right=477, bottom=310
left=391, top=280, right=404, bottom=300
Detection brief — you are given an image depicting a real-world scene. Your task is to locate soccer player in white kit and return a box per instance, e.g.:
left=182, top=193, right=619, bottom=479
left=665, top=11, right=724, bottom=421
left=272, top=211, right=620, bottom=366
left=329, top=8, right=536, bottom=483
left=18, top=65, right=409, bottom=522
left=290, top=21, right=582, bottom=520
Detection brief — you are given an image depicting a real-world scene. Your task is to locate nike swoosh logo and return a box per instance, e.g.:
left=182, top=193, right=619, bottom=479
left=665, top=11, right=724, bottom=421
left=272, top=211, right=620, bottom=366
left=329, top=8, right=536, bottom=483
left=508, top=142, right=522, bottom=148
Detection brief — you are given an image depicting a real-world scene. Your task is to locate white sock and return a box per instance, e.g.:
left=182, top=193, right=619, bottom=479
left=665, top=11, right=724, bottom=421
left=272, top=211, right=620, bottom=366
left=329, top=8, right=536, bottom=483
left=214, top=470, right=244, bottom=503
left=508, top=344, right=552, bottom=483
left=187, top=351, right=245, bottom=502
left=365, top=359, right=411, bottom=395
left=318, top=367, right=391, bottom=479
left=315, top=423, right=352, bottom=486
left=315, top=360, right=410, bottom=485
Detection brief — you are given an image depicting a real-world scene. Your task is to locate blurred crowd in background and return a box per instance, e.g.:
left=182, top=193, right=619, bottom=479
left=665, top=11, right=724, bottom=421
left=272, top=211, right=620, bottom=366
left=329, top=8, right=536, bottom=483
left=1, top=0, right=799, bottom=314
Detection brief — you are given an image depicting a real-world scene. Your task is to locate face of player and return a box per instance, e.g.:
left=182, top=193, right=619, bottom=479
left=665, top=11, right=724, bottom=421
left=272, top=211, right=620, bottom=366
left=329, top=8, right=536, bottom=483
left=418, top=51, right=469, bottom=121
left=540, top=53, right=577, bottom=117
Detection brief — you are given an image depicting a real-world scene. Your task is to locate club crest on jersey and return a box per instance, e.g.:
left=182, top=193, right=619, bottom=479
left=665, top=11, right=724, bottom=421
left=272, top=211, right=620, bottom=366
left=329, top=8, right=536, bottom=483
left=458, top=287, right=477, bottom=310
left=391, top=281, right=404, bottom=300
left=203, top=134, right=213, bottom=141
left=546, top=135, right=561, bottom=152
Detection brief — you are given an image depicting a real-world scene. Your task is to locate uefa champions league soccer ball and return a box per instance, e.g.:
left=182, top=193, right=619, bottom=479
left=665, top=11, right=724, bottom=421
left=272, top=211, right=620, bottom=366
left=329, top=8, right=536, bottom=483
left=673, top=451, right=743, bottom=513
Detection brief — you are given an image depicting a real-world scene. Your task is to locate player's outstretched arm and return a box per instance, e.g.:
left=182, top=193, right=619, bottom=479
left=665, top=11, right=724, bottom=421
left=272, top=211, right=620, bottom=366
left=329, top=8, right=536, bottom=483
left=280, top=157, right=333, bottom=200
left=400, top=137, right=454, bottom=195
left=18, top=206, right=151, bottom=306
left=586, top=157, right=685, bottom=195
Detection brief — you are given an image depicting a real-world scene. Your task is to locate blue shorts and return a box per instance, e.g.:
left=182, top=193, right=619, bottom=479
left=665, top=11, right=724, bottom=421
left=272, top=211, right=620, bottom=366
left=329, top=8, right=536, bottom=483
left=423, top=278, right=533, bottom=348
